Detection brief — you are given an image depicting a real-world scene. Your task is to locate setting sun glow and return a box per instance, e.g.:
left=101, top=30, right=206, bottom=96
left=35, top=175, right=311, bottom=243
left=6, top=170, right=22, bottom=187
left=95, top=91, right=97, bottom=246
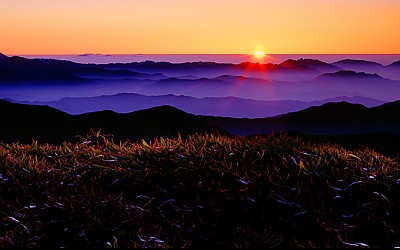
left=254, top=51, right=265, bottom=59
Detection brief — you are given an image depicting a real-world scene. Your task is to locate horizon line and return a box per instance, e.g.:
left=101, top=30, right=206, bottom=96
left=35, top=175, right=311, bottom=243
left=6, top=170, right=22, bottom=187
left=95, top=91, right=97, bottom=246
left=9, top=53, right=400, bottom=56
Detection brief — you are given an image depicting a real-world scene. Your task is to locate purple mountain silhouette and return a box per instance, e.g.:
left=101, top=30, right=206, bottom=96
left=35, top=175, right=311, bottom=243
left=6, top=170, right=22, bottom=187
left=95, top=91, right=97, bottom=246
left=315, top=70, right=384, bottom=80
left=6, top=94, right=385, bottom=118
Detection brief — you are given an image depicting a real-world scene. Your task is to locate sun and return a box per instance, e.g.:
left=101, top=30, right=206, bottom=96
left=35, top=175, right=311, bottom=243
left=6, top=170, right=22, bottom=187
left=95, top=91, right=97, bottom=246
left=251, top=45, right=267, bottom=62
left=253, top=50, right=265, bottom=59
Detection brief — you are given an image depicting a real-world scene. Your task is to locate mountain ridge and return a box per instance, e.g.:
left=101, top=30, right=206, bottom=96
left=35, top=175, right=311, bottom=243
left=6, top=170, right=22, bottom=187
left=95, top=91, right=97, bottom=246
left=316, top=70, right=384, bottom=80
left=200, top=101, right=400, bottom=136
left=1, top=99, right=400, bottom=145
left=333, top=59, right=384, bottom=67
left=5, top=94, right=385, bottom=118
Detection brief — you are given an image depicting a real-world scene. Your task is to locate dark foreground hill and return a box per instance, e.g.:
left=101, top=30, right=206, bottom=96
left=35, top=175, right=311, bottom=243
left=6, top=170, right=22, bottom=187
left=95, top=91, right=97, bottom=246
left=0, top=99, right=224, bottom=144
left=200, top=101, right=400, bottom=136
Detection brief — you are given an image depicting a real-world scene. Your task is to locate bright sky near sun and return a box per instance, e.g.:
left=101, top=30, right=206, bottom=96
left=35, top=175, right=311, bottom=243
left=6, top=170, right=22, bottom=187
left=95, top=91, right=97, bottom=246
left=1, top=0, right=400, bottom=54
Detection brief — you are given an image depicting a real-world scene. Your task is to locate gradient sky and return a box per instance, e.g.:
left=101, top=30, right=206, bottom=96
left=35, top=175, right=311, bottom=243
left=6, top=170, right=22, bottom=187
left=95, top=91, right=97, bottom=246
left=2, top=0, right=400, bottom=54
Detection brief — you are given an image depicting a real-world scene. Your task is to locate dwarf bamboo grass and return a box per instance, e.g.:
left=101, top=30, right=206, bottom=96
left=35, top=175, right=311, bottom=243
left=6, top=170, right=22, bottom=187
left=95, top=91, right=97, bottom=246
left=0, top=132, right=399, bottom=248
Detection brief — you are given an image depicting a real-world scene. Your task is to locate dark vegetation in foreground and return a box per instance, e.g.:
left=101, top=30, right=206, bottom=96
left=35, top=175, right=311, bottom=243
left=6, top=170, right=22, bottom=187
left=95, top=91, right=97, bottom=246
left=287, top=132, right=400, bottom=158
left=0, top=133, right=399, bottom=248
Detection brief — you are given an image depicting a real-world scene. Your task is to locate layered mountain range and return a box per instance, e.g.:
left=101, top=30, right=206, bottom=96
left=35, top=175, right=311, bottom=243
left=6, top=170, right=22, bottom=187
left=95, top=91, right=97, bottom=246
left=1, top=53, right=399, bottom=118
left=5, top=94, right=384, bottom=118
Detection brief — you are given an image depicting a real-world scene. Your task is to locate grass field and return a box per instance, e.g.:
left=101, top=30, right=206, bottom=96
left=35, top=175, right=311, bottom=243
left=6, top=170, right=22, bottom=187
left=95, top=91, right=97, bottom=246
left=0, top=132, right=399, bottom=248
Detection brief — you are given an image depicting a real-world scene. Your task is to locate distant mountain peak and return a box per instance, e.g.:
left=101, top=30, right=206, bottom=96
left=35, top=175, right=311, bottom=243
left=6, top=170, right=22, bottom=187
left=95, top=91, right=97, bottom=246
left=283, top=58, right=328, bottom=65
left=215, top=74, right=248, bottom=80
left=279, top=58, right=340, bottom=72
left=319, top=70, right=383, bottom=79
left=333, top=59, right=383, bottom=66
left=279, top=59, right=305, bottom=68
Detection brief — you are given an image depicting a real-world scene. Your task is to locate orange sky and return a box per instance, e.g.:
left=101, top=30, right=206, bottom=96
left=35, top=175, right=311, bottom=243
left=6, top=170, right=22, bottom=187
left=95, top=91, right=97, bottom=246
left=1, top=0, right=400, bottom=54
